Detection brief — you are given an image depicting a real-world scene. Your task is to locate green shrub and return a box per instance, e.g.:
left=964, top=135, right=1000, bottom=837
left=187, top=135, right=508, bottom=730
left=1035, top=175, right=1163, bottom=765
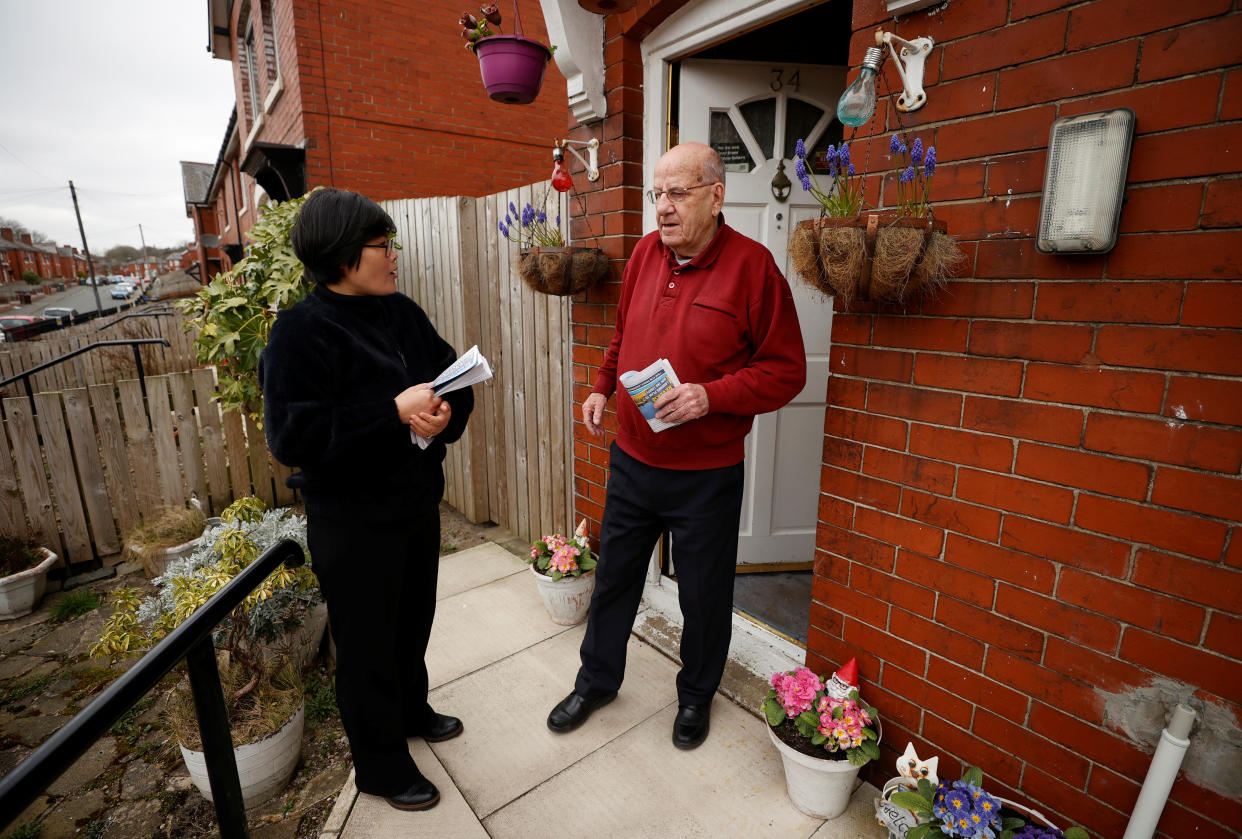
left=49, top=589, right=102, bottom=622
left=22, top=270, right=41, bottom=285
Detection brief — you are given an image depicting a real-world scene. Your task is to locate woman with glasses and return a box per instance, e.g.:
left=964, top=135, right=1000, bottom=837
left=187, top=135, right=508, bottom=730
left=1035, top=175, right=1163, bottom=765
left=259, top=188, right=474, bottom=812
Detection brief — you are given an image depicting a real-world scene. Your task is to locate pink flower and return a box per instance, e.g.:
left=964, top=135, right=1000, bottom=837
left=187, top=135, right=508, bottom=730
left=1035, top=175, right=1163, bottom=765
left=770, top=667, right=822, bottom=717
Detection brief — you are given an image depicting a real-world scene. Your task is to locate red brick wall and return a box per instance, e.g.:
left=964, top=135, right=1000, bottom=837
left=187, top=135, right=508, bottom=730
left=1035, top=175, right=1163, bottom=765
left=807, top=2, right=1241, bottom=836
left=569, top=1, right=1242, bottom=836
left=279, top=0, right=570, bottom=200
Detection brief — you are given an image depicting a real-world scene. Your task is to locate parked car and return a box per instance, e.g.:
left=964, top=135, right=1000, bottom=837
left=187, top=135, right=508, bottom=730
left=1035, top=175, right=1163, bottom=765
left=39, top=306, right=79, bottom=325
left=0, top=315, right=54, bottom=341
left=110, top=284, right=134, bottom=300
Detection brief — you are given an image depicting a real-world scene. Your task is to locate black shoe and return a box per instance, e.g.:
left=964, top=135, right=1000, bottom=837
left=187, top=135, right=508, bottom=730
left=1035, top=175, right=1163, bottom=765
left=416, top=713, right=464, bottom=742
left=546, top=691, right=618, bottom=733
left=386, top=778, right=440, bottom=811
left=672, top=703, right=711, bottom=750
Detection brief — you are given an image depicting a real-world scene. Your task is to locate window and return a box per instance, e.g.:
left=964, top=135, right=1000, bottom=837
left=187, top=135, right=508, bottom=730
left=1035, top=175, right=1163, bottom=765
left=240, top=11, right=261, bottom=125
left=260, top=0, right=280, bottom=83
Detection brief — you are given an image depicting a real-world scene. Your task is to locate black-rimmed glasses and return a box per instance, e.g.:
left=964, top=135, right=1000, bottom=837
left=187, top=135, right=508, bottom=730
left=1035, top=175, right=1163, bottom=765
left=362, top=239, right=401, bottom=256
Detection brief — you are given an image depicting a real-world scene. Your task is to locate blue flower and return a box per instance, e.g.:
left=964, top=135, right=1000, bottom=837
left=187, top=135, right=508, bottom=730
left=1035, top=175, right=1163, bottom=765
left=900, top=166, right=916, bottom=183
left=911, top=138, right=924, bottom=165
left=924, top=146, right=937, bottom=178
left=556, top=215, right=561, bottom=226
left=498, top=221, right=509, bottom=237
left=795, top=138, right=807, bottom=159
left=838, top=143, right=851, bottom=167
left=521, top=204, right=535, bottom=226
left=890, top=134, right=901, bottom=154
left=537, top=210, right=547, bottom=223
left=847, top=163, right=856, bottom=176
left=509, top=201, right=517, bottom=216
left=823, top=144, right=837, bottom=163
left=794, top=156, right=807, bottom=180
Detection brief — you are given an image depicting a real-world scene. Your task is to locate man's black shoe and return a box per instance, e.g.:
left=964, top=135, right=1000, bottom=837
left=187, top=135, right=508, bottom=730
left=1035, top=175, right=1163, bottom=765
left=385, top=778, right=440, bottom=811
left=672, top=703, right=711, bottom=750
left=546, top=691, right=618, bottom=733
left=416, top=713, right=464, bottom=742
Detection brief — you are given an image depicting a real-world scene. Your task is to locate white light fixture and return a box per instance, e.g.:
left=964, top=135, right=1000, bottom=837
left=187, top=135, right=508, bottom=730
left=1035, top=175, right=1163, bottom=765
left=1036, top=108, right=1136, bottom=254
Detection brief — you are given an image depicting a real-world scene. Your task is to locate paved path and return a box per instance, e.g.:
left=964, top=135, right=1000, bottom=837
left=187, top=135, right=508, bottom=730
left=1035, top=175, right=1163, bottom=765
left=321, top=541, right=880, bottom=838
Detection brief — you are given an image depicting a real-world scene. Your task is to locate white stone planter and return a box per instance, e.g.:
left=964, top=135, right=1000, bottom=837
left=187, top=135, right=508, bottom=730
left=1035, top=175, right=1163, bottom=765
left=530, top=566, right=595, bottom=625
left=0, top=548, right=59, bottom=620
left=768, top=725, right=862, bottom=820
left=180, top=701, right=305, bottom=809
left=130, top=535, right=204, bottom=579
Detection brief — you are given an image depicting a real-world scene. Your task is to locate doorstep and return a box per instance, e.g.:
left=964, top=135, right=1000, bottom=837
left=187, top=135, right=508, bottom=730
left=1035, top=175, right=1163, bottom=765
left=319, top=540, right=880, bottom=838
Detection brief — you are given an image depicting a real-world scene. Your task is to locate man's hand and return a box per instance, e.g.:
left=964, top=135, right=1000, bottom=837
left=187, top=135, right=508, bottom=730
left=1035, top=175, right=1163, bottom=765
left=582, top=392, right=608, bottom=437
left=654, top=383, right=709, bottom=424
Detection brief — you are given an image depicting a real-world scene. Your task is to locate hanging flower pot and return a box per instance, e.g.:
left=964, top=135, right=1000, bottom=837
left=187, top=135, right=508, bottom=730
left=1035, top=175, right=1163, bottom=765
left=789, top=211, right=963, bottom=305
left=518, top=246, right=610, bottom=296
left=577, top=0, right=636, bottom=13
left=474, top=35, right=552, bottom=104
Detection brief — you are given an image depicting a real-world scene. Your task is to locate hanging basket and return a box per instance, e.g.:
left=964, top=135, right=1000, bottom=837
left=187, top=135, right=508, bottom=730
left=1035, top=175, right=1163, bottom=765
left=789, top=211, right=963, bottom=305
left=474, top=35, right=552, bottom=104
left=518, top=246, right=610, bottom=296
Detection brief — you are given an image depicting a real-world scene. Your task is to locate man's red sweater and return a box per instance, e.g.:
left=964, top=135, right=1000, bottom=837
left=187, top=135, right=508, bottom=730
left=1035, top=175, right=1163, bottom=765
left=593, top=221, right=807, bottom=470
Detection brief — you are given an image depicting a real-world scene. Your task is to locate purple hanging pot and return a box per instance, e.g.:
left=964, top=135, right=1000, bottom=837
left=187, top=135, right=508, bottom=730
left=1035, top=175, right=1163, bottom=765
left=474, top=35, right=552, bottom=104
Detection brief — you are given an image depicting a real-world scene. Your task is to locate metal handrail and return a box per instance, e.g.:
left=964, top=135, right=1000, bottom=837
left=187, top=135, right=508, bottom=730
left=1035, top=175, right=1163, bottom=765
left=0, top=539, right=306, bottom=839
left=0, top=338, right=169, bottom=418
left=94, top=309, right=177, bottom=331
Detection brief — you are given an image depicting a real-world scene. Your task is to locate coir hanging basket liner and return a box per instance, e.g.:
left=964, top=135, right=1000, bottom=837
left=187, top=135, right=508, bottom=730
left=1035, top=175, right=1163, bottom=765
left=789, top=212, right=961, bottom=304
left=518, top=246, right=611, bottom=296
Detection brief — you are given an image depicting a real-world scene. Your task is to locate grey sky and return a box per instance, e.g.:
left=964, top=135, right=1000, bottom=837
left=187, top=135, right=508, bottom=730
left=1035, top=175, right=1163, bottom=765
left=0, top=1, right=236, bottom=253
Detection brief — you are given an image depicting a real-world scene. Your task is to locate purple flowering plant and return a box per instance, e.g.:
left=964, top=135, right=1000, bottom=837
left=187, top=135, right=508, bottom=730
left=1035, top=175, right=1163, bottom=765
left=499, top=201, right=564, bottom=248
left=458, top=5, right=502, bottom=51
left=889, top=133, right=938, bottom=218
left=793, top=138, right=865, bottom=218
left=889, top=766, right=1089, bottom=839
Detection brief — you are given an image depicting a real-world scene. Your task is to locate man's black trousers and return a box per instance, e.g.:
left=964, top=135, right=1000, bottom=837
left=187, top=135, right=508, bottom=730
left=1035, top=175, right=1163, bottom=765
left=575, top=442, right=745, bottom=706
left=307, top=502, right=440, bottom=797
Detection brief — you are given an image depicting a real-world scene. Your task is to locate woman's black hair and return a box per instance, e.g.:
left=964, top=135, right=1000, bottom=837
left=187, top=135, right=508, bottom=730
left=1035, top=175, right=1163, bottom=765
left=290, top=188, right=397, bottom=286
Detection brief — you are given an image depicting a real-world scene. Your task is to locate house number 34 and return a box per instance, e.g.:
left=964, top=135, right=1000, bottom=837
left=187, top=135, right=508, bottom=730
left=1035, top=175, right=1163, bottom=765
left=769, top=69, right=801, bottom=92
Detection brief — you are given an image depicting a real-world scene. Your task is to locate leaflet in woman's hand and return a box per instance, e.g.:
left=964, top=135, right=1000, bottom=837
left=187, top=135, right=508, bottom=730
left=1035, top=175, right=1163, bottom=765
left=618, top=358, right=682, bottom=432
left=411, top=345, right=493, bottom=448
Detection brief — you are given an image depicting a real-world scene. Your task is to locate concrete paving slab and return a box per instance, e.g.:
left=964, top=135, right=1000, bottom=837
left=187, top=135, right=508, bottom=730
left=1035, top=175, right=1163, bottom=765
left=482, top=699, right=825, bottom=839
left=435, top=542, right=527, bottom=601
left=339, top=738, right=487, bottom=839
left=428, top=625, right=680, bottom=819
left=808, top=780, right=884, bottom=838
left=425, top=570, right=571, bottom=690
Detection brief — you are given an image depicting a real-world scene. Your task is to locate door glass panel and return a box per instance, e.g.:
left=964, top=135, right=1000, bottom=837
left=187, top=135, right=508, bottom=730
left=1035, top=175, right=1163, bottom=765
left=783, top=98, right=826, bottom=160
left=709, top=110, right=755, bottom=173
left=739, top=98, right=776, bottom=160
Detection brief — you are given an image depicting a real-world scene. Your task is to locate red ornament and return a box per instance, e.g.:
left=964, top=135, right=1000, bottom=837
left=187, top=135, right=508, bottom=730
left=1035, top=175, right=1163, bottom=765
left=824, top=657, right=859, bottom=700
left=551, top=146, right=573, bottom=192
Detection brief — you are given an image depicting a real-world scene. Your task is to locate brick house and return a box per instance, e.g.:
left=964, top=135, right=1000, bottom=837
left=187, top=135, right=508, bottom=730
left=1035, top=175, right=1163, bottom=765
left=187, top=0, right=571, bottom=271
left=0, top=229, right=43, bottom=283
left=541, top=0, right=1242, bottom=835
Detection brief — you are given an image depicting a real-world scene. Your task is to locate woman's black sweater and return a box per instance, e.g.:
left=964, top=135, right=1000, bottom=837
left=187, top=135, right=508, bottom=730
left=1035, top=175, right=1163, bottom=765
left=258, top=285, right=473, bottom=524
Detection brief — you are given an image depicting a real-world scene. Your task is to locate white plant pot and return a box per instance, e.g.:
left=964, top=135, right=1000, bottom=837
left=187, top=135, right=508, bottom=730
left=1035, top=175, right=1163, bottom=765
left=530, top=566, right=595, bottom=625
left=131, top=535, right=203, bottom=579
left=180, top=701, right=305, bottom=809
left=876, top=775, right=1060, bottom=838
left=768, top=725, right=862, bottom=820
left=0, top=548, right=59, bottom=620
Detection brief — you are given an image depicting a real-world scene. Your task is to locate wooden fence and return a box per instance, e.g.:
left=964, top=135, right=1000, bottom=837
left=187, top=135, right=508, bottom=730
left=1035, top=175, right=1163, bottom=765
left=383, top=180, right=576, bottom=543
left=1, top=368, right=293, bottom=565
left=0, top=182, right=576, bottom=562
left=0, top=307, right=197, bottom=395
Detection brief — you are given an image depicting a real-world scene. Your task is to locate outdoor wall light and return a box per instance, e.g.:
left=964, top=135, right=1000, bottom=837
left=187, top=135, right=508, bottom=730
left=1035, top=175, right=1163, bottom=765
left=551, top=137, right=600, bottom=192
left=1036, top=108, right=1135, bottom=254
left=836, top=28, right=935, bottom=127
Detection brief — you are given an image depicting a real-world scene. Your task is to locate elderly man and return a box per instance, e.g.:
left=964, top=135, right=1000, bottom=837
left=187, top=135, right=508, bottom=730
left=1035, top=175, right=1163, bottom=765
left=547, top=142, right=807, bottom=749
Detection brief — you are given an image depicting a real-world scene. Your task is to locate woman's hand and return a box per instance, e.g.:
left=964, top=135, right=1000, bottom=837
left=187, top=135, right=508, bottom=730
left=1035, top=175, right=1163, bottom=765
left=395, top=384, right=441, bottom=424
left=410, top=399, right=452, bottom=440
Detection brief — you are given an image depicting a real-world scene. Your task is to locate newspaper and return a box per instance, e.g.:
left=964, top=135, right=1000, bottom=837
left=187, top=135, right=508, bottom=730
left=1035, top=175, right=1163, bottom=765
left=618, top=358, right=682, bottom=433
left=411, top=345, right=493, bottom=449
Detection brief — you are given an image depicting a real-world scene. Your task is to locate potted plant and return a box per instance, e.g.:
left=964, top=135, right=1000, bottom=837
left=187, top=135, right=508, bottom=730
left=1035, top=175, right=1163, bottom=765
left=880, top=754, right=1090, bottom=839
left=501, top=201, right=611, bottom=295
left=762, top=659, right=881, bottom=819
left=92, top=496, right=323, bottom=808
left=123, top=502, right=208, bottom=579
left=789, top=135, right=963, bottom=305
left=0, top=534, right=59, bottom=620
left=526, top=519, right=597, bottom=625
left=459, top=3, right=554, bottom=105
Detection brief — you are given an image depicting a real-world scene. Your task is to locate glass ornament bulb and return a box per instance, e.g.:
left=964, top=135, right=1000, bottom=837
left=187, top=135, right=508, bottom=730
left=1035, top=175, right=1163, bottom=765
left=551, top=146, right=573, bottom=192
left=837, top=47, right=884, bottom=128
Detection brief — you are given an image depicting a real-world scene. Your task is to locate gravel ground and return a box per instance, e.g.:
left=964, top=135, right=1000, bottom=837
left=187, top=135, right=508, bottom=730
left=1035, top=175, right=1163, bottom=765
left=0, top=502, right=492, bottom=839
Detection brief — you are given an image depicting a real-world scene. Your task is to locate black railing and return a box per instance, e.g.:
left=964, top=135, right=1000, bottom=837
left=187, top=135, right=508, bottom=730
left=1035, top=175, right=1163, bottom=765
left=0, top=539, right=306, bottom=839
left=94, top=308, right=177, bottom=331
left=0, top=338, right=169, bottom=417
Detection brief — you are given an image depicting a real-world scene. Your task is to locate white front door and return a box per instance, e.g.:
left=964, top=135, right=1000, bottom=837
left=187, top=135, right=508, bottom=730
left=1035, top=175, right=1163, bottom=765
left=679, top=59, right=845, bottom=567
